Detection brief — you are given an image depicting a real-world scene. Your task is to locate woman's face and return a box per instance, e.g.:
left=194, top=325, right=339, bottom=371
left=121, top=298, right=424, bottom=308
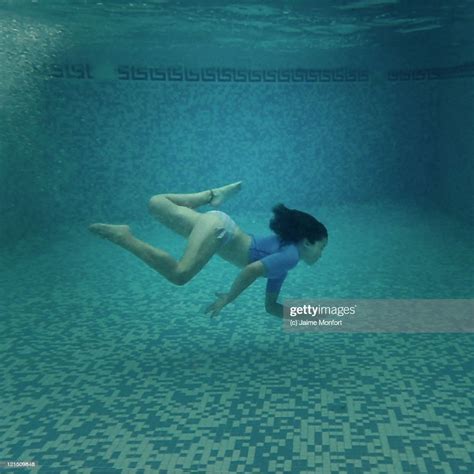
left=300, top=238, right=328, bottom=265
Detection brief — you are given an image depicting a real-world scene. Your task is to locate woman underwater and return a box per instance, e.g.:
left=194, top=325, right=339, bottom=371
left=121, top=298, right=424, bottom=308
left=88, top=181, right=328, bottom=318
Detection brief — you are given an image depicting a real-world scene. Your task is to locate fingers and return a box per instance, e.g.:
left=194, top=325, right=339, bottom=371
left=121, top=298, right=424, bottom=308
left=204, top=303, right=217, bottom=316
left=204, top=297, right=225, bottom=318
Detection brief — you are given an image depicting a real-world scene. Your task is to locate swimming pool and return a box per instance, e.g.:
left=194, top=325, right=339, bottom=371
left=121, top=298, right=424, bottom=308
left=1, top=1, right=473, bottom=473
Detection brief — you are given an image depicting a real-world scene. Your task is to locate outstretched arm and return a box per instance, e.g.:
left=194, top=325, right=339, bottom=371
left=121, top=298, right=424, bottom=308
left=205, top=261, right=266, bottom=317
left=226, top=261, right=266, bottom=304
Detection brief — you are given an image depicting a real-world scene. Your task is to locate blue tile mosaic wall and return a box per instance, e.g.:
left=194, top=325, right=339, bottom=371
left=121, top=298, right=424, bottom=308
left=4, top=66, right=458, bottom=245
left=1, top=9, right=473, bottom=474
left=435, top=79, right=474, bottom=223
left=29, top=62, right=474, bottom=82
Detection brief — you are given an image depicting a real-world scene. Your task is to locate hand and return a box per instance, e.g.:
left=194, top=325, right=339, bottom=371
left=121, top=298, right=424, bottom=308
left=204, top=292, right=229, bottom=318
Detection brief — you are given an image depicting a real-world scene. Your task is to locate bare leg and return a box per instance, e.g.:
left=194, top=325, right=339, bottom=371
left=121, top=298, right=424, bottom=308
left=88, top=213, right=224, bottom=286
left=148, top=181, right=243, bottom=238
left=162, top=180, right=243, bottom=209
left=164, top=189, right=213, bottom=209
left=88, top=224, right=180, bottom=282
left=88, top=181, right=244, bottom=285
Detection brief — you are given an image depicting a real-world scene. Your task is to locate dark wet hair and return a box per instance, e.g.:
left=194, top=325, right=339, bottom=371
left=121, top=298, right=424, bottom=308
left=269, top=203, right=328, bottom=244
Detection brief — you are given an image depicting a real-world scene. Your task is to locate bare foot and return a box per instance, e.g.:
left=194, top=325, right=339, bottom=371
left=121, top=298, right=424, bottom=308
left=210, top=181, right=243, bottom=207
left=88, top=223, right=131, bottom=244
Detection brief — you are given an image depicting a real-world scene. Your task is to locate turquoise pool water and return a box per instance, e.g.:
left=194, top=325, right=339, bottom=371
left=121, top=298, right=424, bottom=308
left=2, top=202, right=473, bottom=472
left=1, top=1, right=474, bottom=473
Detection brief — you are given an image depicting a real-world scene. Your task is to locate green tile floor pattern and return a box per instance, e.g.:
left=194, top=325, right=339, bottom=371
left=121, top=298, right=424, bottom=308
left=1, top=210, right=473, bottom=473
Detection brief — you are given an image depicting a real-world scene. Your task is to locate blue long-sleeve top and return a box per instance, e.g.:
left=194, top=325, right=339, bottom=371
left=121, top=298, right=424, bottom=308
left=247, top=233, right=300, bottom=293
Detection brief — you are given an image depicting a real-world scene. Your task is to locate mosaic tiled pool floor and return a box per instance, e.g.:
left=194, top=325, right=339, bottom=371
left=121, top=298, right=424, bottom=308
left=1, top=204, right=473, bottom=473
